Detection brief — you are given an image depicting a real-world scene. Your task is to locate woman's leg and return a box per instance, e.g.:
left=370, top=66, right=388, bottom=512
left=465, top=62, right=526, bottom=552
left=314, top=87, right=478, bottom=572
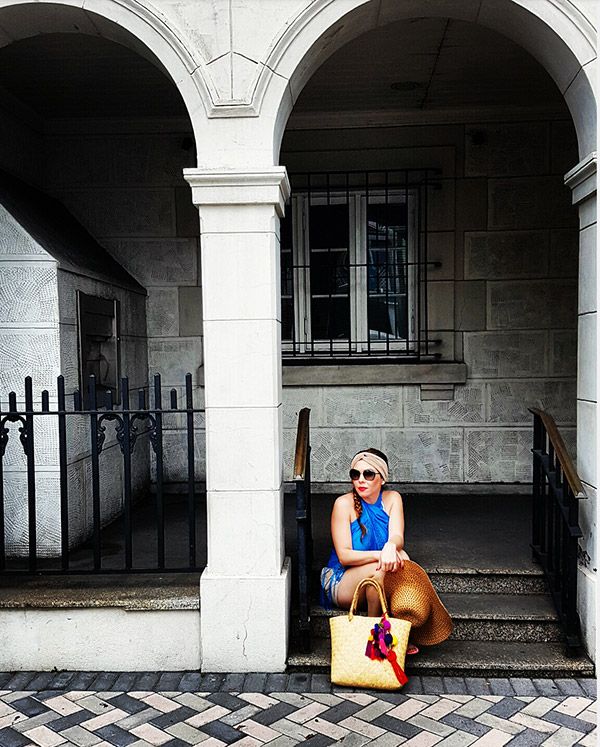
left=336, top=562, right=386, bottom=616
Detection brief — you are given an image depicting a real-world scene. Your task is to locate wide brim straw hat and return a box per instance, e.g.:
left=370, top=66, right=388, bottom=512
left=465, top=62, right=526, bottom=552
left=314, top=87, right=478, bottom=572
left=383, top=560, right=453, bottom=646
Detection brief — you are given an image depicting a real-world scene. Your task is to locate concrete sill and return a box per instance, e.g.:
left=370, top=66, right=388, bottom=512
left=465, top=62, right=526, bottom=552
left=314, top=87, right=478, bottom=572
left=282, top=362, right=467, bottom=387
left=0, top=573, right=200, bottom=611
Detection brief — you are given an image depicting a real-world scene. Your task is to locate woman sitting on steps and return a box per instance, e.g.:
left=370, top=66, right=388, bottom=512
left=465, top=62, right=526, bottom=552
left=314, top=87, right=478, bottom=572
left=320, top=447, right=420, bottom=655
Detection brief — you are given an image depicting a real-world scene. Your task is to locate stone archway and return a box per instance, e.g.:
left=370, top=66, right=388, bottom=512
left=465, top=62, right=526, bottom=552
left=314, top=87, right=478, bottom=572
left=261, top=0, right=596, bottom=662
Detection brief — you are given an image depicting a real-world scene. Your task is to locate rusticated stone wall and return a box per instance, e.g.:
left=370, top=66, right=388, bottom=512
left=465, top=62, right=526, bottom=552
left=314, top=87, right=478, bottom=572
left=280, top=118, right=579, bottom=483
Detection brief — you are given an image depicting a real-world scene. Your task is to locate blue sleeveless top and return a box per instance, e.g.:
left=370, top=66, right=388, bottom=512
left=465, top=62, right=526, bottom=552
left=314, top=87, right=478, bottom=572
left=325, top=491, right=390, bottom=572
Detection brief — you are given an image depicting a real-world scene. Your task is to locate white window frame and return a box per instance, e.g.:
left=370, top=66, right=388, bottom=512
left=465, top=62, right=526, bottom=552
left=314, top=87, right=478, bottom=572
left=282, top=188, right=418, bottom=355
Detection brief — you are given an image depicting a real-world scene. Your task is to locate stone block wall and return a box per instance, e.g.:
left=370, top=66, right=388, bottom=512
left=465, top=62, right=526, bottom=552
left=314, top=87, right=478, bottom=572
left=280, top=118, right=579, bottom=483
left=43, top=128, right=204, bottom=490
left=0, top=203, right=149, bottom=555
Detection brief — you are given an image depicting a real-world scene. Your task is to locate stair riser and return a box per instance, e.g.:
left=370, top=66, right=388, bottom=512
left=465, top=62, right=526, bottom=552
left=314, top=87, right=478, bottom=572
left=310, top=618, right=563, bottom=643
left=310, top=574, right=547, bottom=595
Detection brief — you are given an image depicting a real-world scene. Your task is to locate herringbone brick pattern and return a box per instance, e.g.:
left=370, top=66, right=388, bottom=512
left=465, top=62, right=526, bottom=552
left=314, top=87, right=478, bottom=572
left=0, top=680, right=596, bottom=747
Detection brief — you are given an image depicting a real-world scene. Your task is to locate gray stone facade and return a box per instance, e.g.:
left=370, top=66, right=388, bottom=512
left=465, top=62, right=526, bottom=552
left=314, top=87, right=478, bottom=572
left=280, top=119, right=578, bottom=483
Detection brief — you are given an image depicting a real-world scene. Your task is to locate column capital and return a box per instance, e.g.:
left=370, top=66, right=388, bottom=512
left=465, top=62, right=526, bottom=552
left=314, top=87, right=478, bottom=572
left=183, top=167, right=290, bottom=216
left=565, top=152, right=597, bottom=205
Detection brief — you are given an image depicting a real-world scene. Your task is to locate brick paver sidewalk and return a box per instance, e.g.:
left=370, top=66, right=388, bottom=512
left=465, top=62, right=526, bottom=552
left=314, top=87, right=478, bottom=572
left=0, top=673, right=596, bottom=746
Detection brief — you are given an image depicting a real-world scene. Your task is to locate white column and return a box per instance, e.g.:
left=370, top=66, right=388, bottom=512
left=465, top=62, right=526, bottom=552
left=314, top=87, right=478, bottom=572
left=565, top=153, right=597, bottom=662
left=184, top=167, right=291, bottom=672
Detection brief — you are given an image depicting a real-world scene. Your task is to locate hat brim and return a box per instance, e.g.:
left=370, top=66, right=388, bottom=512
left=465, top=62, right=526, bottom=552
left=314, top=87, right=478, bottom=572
left=383, top=560, right=453, bottom=646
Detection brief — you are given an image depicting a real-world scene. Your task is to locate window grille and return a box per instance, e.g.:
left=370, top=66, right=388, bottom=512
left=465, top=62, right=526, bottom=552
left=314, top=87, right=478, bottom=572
left=281, top=169, right=440, bottom=362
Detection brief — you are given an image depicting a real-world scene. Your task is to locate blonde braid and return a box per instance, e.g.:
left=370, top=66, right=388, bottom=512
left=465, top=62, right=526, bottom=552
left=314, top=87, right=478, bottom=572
left=353, top=489, right=367, bottom=540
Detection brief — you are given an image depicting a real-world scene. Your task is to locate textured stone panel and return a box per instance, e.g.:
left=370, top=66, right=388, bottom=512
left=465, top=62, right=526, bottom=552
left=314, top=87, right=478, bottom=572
left=488, top=280, right=577, bottom=330
left=0, top=264, right=58, bottom=324
left=455, top=281, right=486, bottom=331
left=465, top=231, right=548, bottom=279
left=456, top=178, right=487, bottom=231
left=148, top=338, right=203, bottom=385
left=59, top=323, right=80, bottom=393
left=1, top=415, right=59, bottom=469
left=465, top=123, right=549, bottom=176
left=3, top=472, right=62, bottom=556
left=0, top=205, right=47, bottom=256
left=178, top=286, right=203, bottom=337
left=282, top=386, right=323, bottom=428
left=427, top=180, right=455, bottom=231
left=464, top=331, right=548, bottom=378
left=427, top=232, right=455, bottom=281
left=549, top=330, right=577, bottom=376
left=104, top=238, right=198, bottom=286
left=120, top=291, right=147, bottom=337
left=305, top=428, right=380, bottom=483
left=465, top=429, right=531, bottom=482
left=488, top=177, right=576, bottom=230
left=0, top=328, right=61, bottom=393
left=384, top=429, right=463, bottom=482
left=428, top=281, right=454, bottom=330
left=549, top=229, right=578, bottom=279
left=405, top=384, right=484, bottom=425
left=59, top=189, right=176, bottom=238
left=147, top=288, right=179, bottom=337
left=151, top=429, right=206, bottom=483
left=322, top=386, right=402, bottom=427
left=120, top=335, right=149, bottom=390
left=487, top=380, right=576, bottom=425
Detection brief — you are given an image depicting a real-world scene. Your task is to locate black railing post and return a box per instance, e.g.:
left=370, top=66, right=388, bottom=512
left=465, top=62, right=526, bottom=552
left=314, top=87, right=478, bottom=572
left=24, top=377, right=37, bottom=572
left=57, top=376, right=69, bottom=571
left=185, top=373, right=196, bottom=569
left=121, top=377, right=133, bottom=570
left=89, top=375, right=102, bottom=570
left=154, top=374, right=165, bottom=570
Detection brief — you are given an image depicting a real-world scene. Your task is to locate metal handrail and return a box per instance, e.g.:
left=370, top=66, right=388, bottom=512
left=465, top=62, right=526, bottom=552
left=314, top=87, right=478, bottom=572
left=293, top=408, right=312, bottom=652
left=529, top=407, right=585, bottom=498
left=529, top=407, right=586, bottom=652
left=293, top=408, right=310, bottom=480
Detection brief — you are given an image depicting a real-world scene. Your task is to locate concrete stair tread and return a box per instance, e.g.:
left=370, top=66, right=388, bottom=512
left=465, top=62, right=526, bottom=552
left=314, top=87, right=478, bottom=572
left=288, top=639, right=595, bottom=677
left=0, top=573, right=201, bottom=610
left=309, top=593, right=558, bottom=622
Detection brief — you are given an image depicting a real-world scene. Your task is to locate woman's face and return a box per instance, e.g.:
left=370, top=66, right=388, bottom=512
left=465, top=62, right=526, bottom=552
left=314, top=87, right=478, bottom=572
left=351, top=458, right=384, bottom=502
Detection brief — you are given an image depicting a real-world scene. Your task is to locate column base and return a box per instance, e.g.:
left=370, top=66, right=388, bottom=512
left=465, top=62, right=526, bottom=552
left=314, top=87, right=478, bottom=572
left=200, top=557, right=291, bottom=672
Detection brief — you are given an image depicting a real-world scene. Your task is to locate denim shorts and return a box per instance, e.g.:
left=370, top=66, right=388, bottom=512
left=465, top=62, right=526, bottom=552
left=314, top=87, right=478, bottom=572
left=320, top=566, right=345, bottom=607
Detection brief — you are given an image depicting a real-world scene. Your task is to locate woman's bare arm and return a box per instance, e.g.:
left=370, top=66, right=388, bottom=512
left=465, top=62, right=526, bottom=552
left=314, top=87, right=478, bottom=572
left=377, top=491, right=406, bottom=571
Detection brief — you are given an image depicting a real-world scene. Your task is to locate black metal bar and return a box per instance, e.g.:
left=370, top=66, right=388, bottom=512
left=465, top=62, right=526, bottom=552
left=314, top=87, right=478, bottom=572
left=0, top=401, right=5, bottom=571
left=89, top=375, right=102, bottom=570
left=154, top=374, right=165, bottom=570
left=185, top=373, right=196, bottom=569
left=57, top=376, right=69, bottom=571
left=24, top=377, right=37, bottom=571
left=121, top=377, right=133, bottom=570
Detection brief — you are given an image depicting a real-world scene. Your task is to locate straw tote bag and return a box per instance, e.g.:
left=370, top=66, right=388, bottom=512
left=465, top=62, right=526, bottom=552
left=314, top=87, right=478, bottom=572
left=330, top=577, right=411, bottom=690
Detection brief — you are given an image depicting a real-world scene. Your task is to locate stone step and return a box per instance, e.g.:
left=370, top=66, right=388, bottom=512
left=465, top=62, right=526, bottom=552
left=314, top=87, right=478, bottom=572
left=287, top=639, right=595, bottom=678
left=308, top=567, right=547, bottom=596
left=307, top=594, right=563, bottom=643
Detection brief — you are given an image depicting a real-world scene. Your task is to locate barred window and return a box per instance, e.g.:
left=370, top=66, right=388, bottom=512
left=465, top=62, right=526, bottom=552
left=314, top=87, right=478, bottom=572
left=281, top=170, right=438, bottom=361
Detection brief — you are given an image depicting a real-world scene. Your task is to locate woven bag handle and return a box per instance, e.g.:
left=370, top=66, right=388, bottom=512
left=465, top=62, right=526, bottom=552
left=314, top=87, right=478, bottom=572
left=348, top=577, right=389, bottom=621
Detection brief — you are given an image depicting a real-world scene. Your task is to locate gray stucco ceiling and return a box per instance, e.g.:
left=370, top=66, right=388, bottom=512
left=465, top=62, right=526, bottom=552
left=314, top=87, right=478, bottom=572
left=0, top=17, right=566, bottom=122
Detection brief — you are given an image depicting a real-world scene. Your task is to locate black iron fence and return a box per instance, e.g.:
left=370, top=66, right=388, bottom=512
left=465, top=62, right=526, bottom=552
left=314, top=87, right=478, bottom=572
left=0, top=373, right=203, bottom=574
left=530, top=407, right=585, bottom=652
left=293, top=407, right=312, bottom=653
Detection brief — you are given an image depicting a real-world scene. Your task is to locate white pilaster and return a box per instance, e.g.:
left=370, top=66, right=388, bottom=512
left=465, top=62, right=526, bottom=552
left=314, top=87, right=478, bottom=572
left=184, top=167, right=291, bottom=672
left=565, top=153, right=597, bottom=662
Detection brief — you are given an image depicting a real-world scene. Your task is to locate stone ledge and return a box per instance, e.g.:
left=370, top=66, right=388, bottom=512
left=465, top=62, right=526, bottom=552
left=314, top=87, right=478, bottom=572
left=0, top=573, right=200, bottom=611
left=283, top=362, right=467, bottom=387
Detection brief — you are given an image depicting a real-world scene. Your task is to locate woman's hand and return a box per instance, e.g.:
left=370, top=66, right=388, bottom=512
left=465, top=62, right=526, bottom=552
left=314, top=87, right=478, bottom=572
left=376, top=541, right=405, bottom=572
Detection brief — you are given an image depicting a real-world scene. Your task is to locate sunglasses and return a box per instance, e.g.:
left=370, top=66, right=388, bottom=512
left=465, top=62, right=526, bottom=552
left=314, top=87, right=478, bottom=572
left=349, top=468, right=380, bottom=481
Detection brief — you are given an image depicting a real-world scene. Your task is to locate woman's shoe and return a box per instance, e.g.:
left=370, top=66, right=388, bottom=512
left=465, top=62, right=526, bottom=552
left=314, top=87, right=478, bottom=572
left=407, top=644, right=420, bottom=655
